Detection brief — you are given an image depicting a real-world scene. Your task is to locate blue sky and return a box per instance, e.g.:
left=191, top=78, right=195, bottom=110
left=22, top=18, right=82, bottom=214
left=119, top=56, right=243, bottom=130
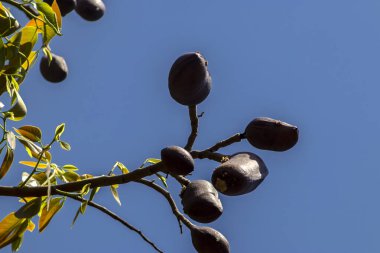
left=1, top=0, right=380, bottom=252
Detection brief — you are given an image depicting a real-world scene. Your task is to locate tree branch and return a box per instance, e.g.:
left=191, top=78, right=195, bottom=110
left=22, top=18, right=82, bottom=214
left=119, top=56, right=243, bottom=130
left=135, top=179, right=195, bottom=231
left=190, top=150, right=229, bottom=163
left=0, top=163, right=163, bottom=197
left=206, top=133, right=245, bottom=152
left=184, top=105, right=198, bottom=151
left=63, top=194, right=163, bottom=253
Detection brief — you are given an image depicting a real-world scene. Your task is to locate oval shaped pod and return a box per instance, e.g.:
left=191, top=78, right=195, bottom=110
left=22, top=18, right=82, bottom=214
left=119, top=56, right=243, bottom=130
left=75, top=0, right=105, bottom=21
left=245, top=117, right=298, bottom=151
left=161, top=146, right=194, bottom=175
left=212, top=152, right=268, bottom=196
left=168, top=52, right=211, bottom=106
left=40, top=54, right=68, bottom=83
left=181, top=180, right=223, bottom=223
left=191, top=226, right=230, bottom=253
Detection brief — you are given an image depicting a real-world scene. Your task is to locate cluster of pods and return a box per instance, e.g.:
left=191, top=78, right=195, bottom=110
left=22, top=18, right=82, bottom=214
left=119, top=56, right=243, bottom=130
left=163, top=52, right=299, bottom=253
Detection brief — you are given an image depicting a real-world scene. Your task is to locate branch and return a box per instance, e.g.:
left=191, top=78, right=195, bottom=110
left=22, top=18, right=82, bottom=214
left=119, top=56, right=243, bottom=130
left=184, top=105, right=198, bottom=151
left=206, top=133, right=245, bottom=152
left=190, top=150, right=229, bottom=163
left=63, top=194, right=163, bottom=253
left=1, top=0, right=41, bottom=20
left=0, top=163, right=164, bottom=197
left=135, top=179, right=195, bottom=231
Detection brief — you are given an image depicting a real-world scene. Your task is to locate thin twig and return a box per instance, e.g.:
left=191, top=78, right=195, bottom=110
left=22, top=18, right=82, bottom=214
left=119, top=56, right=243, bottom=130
left=206, top=133, right=245, bottom=152
left=171, top=174, right=190, bottom=186
left=61, top=194, right=163, bottom=253
left=190, top=150, right=229, bottom=163
left=135, top=179, right=195, bottom=231
left=184, top=105, right=198, bottom=151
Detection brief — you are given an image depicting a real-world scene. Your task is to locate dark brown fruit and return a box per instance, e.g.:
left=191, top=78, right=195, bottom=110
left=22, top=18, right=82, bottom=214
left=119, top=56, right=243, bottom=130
left=161, top=146, right=194, bottom=175
left=168, top=52, right=211, bottom=106
left=180, top=180, right=223, bottom=223
left=40, top=54, right=68, bottom=83
left=212, top=152, right=268, bottom=196
left=44, top=0, right=77, bottom=16
left=245, top=117, right=299, bottom=151
left=75, top=0, right=105, bottom=21
left=191, top=226, right=230, bottom=253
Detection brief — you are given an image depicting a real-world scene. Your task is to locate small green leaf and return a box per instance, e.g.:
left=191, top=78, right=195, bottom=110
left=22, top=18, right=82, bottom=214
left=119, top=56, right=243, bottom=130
left=62, top=171, right=80, bottom=182
left=59, top=140, right=71, bottom=151
left=4, top=91, right=27, bottom=121
left=36, top=2, right=60, bottom=35
left=14, top=125, right=42, bottom=142
left=116, top=161, right=129, bottom=174
left=0, top=147, right=14, bottom=180
left=15, top=198, right=42, bottom=219
left=146, top=158, right=161, bottom=164
left=71, top=207, right=81, bottom=227
left=62, top=164, right=78, bottom=171
left=38, top=197, right=64, bottom=232
left=11, top=236, right=23, bottom=252
left=19, top=161, right=47, bottom=169
left=156, top=173, right=168, bottom=188
left=0, top=213, right=24, bottom=250
left=54, top=123, right=65, bottom=140
left=110, top=185, right=121, bottom=206
left=80, top=201, right=87, bottom=214
left=80, top=183, right=91, bottom=196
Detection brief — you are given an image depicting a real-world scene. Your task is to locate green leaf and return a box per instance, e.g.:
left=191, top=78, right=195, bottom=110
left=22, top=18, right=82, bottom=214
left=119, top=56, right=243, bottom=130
left=0, top=147, right=14, bottom=180
left=0, top=39, right=5, bottom=70
left=71, top=207, right=81, bottom=227
left=15, top=197, right=42, bottom=219
left=4, top=91, right=27, bottom=121
left=80, top=183, right=91, bottom=196
left=19, top=161, right=47, bottom=169
left=54, top=123, right=65, bottom=140
left=36, top=2, right=60, bottom=35
left=146, top=158, right=161, bottom=164
left=62, top=171, right=80, bottom=182
left=156, top=173, right=168, bottom=188
left=80, top=201, right=87, bottom=214
left=11, top=235, right=23, bottom=252
left=110, top=185, right=121, bottom=206
left=116, top=161, right=129, bottom=174
left=88, top=187, right=99, bottom=202
left=38, top=197, right=64, bottom=232
left=17, top=136, right=52, bottom=162
left=0, top=213, right=24, bottom=250
left=59, top=140, right=71, bottom=151
left=14, top=125, right=42, bottom=142
left=62, top=164, right=78, bottom=171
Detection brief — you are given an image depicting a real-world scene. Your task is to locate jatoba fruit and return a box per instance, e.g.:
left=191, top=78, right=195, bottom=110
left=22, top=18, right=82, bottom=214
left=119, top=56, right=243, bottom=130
left=40, top=54, right=68, bottom=83
left=191, top=225, right=230, bottom=253
left=180, top=180, right=223, bottom=223
left=44, top=0, right=77, bottom=16
left=245, top=117, right=299, bottom=151
left=212, top=152, right=268, bottom=196
left=75, top=0, right=105, bottom=21
left=168, top=52, right=211, bottom=106
left=161, top=146, right=194, bottom=175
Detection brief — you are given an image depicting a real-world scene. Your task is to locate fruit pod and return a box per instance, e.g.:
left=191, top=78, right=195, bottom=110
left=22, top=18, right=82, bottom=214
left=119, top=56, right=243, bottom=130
left=191, top=225, right=230, bottom=253
left=161, top=146, right=194, bottom=175
left=212, top=152, right=268, bottom=196
left=40, top=54, right=68, bottom=83
left=168, top=52, right=211, bottom=106
left=245, top=117, right=299, bottom=151
left=181, top=180, right=223, bottom=223
left=75, top=0, right=105, bottom=21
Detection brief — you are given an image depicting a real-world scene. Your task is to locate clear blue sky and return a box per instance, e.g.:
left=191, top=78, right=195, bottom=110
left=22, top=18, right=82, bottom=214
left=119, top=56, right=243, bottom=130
left=1, top=0, right=380, bottom=252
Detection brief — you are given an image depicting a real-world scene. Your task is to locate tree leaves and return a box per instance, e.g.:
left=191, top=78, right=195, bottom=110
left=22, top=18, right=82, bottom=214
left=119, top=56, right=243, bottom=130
left=38, top=197, right=65, bottom=233
left=0, top=147, right=14, bottom=180
left=0, top=212, right=34, bottom=251
left=15, top=198, right=42, bottom=219
left=15, top=125, right=42, bottom=142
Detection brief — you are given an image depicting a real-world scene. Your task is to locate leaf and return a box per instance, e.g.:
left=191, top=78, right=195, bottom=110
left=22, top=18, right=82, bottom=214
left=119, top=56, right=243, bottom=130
left=0, top=147, right=14, bottom=179
left=15, top=197, right=42, bottom=219
left=0, top=213, right=24, bottom=250
left=88, top=187, right=99, bottom=202
left=51, top=0, right=62, bottom=29
left=19, top=161, right=47, bottom=169
left=4, top=91, right=27, bottom=121
left=0, top=39, right=5, bottom=70
left=80, top=183, right=91, bottom=196
left=146, top=158, right=161, bottom=164
left=116, top=161, right=129, bottom=174
left=59, top=140, right=71, bottom=151
left=71, top=207, right=81, bottom=227
left=6, top=131, right=16, bottom=150
left=36, top=2, right=60, bottom=35
left=110, top=185, right=121, bottom=206
left=21, top=172, right=39, bottom=187
left=80, top=201, right=87, bottom=214
left=156, top=173, right=168, bottom=188
left=54, top=123, right=65, bottom=140
left=62, top=164, right=78, bottom=171
left=17, top=136, right=51, bottom=162
left=62, top=171, right=80, bottom=182
left=38, top=197, right=64, bottom=233
left=11, top=235, right=23, bottom=252
left=15, top=125, right=42, bottom=142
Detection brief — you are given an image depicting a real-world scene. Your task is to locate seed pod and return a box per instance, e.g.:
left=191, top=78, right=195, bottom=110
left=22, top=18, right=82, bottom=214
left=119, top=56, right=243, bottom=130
left=161, top=146, right=194, bottom=175
left=191, top=226, right=230, bottom=253
left=212, top=152, right=268, bottom=196
left=245, top=117, right=298, bottom=151
left=44, top=0, right=77, bottom=16
left=168, top=52, right=212, bottom=106
left=75, top=0, right=105, bottom=21
left=181, top=180, right=223, bottom=223
left=40, top=54, right=68, bottom=83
